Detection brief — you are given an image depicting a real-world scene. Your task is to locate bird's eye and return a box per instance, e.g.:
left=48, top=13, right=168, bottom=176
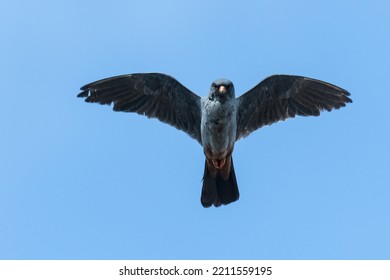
left=212, top=83, right=217, bottom=88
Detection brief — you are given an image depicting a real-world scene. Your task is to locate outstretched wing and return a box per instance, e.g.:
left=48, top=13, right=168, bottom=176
left=78, top=73, right=202, bottom=143
left=236, top=75, right=352, bottom=140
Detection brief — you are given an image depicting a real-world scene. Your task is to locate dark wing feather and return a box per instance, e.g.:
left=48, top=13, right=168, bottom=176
left=236, top=75, right=352, bottom=140
left=78, top=73, right=202, bottom=143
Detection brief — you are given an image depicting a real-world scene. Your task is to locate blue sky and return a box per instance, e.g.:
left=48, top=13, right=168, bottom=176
left=1, top=0, right=389, bottom=259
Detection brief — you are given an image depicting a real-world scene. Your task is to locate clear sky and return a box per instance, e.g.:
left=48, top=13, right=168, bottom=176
left=1, top=0, right=389, bottom=260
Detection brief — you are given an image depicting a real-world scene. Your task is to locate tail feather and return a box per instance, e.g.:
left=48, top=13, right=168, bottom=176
left=201, top=157, right=239, bottom=207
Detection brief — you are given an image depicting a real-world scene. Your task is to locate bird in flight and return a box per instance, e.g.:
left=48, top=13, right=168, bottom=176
left=78, top=73, right=352, bottom=207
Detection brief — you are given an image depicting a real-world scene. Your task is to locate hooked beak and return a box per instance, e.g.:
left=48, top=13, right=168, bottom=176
left=218, top=85, right=227, bottom=94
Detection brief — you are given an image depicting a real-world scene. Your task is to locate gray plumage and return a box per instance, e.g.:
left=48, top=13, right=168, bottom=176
left=78, top=73, right=202, bottom=143
left=78, top=73, right=352, bottom=207
left=236, top=75, right=352, bottom=140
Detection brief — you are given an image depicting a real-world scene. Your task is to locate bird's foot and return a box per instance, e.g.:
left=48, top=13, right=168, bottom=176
left=212, top=157, right=226, bottom=169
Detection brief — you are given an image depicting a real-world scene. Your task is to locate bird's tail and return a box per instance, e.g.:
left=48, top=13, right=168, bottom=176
left=201, top=157, right=239, bottom=207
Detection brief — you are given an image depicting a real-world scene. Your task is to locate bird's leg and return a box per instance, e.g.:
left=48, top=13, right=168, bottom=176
left=204, top=145, right=234, bottom=178
left=212, top=157, right=226, bottom=169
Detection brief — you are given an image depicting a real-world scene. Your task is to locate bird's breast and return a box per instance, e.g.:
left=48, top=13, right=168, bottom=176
left=201, top=99, right=237, bottom=155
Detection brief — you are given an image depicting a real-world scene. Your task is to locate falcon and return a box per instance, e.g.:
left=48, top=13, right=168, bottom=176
left=77, top=73, right=352, bottom=207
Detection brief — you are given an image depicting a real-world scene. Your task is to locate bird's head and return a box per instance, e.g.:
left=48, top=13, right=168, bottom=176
left=209, top=79, right=235, bottom=100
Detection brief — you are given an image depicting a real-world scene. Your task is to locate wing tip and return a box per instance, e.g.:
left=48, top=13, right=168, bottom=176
left=77, top=90, right=89, bottom=98
left=344, top=93, right=353, bottom=104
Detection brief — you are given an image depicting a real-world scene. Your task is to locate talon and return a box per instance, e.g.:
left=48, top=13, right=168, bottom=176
left=212, top=157, right=226, bottom=169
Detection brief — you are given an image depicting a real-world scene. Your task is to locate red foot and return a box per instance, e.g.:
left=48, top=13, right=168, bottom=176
left=212, top=157, right=226, bottom=169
